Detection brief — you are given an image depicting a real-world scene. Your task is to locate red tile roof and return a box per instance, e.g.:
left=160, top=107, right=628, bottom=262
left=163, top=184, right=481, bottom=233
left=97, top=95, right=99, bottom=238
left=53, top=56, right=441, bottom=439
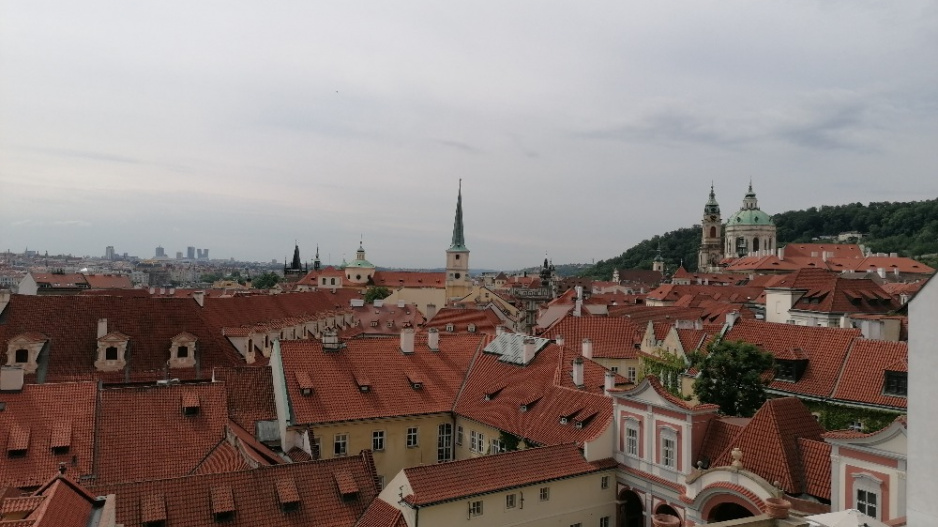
left=356, top=498, right=406, bottom=527
left=94, top=382, right=229, bottom=484
left=541, top=317, right=642, bottom=360
left=0, top=475, right=104, bottom=527
left=425, top=307, right=504, bottom=335
left=698, top=417, right=749, bottom=467
left=782, top=243, right=864, bottom=259
left=724, top=319, right=862, bottom=398
left=280, top=334, right=483, bottom=425
left=371, top=271, right=446, bottom=289
left=95, top=452, right=380, bottom=527
left=710, top=398, right=825, bottom=496
left=830, top=339, right=907, bottom=409
left=0, top=382, right=97, bottom=489
left=402, top=444, right=612, bottom=506
left=798, top=438, right=832, bottom=499
left=212, top=366, right=277, bottom=431
left=767, top=268, right=898, bottom=314
left=343, top=303, right=426, bottom=338
left=81, top=274, right=133, bottom=289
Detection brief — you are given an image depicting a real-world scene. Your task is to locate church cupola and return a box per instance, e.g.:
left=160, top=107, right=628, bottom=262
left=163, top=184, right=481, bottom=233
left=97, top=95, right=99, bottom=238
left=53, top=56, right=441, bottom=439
left=704, top=183, right=721, bottom=215
left=742, top=180, right=759, bottom=210
left=698, top=183, right=724, bottom=272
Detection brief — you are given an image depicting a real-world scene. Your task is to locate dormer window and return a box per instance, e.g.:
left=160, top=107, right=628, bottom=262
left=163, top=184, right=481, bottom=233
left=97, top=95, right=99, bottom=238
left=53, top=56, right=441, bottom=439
left=169, top=332, right=198, bottom=369
left=14, top=349, right=28, bottom=363
left=182, top=391, right=201, bottom=416
left=105, top=346, right=118, bottom=361
left=884, top=371, right=907, bottom=396
left=446, top=323, right=454, bottom=332
left=775, top=359, right=808, bottom=382
left=6, top=334, right=48, bottom=374
left=468, top=324, right=477, bottom=333
left=95, top=331, right=129, bottom=372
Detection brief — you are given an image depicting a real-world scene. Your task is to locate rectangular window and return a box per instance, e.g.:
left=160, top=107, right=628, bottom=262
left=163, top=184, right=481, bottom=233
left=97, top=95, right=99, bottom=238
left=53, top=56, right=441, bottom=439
left=14, top=349, right=28, bottom=363
left=105, top=346, right=118, bottom=361
left=626, top=426, right=638, bottom=456
left=334, top=434, right=348, bottom=457
left=627, top=366, right=637, bottom=384
left=600, top=517, right=610, bottom=527
left=571, top=524, right=582, bottom=527
left=505, top=493, right=516, bottom=509
left=469, top=500, right=483, bottom=517
left=177, top=345, right=188, bottom=358
left=470, top=430, right=478, bottom=452
left=377, top=475, right=385, bottom=490
left=601, top=475, right=609, bottom=489
left=610, top=366, right=618, bottom=373
left=477, top=432, right=485, bottom=453
left=372, top=430, right=385, bottom=451
left=539, top=487, right=550, bottom=501
left=490, top=437, right=505, bottom=454
left=857, top=489, right=877, bottom=518
left=456, top=425, right=464, bottom=446
left=406, top=427, right=419, bottom=448
left=884, top=371, right=908, bottom=396
left=662, top=437, right=675, bottom=468
left=437, top=423, right=453, bottom=462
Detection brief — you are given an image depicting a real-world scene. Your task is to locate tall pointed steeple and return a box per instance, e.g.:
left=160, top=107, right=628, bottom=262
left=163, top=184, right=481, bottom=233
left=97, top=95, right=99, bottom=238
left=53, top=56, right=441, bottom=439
left=290, top=243, right=302, bottom=270
left=313, top=244, right=321, bottom=271
left=449, top=179, right=467, bottom=251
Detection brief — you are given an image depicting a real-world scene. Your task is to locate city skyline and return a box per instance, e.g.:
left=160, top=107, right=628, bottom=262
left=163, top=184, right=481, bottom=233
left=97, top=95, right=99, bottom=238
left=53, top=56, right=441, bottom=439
left=2, top=2, right=937, bottom=268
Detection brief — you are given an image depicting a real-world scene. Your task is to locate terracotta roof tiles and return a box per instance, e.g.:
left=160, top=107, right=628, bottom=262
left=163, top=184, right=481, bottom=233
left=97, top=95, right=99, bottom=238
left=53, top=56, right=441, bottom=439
left=831, top=339, right=908, bottom=409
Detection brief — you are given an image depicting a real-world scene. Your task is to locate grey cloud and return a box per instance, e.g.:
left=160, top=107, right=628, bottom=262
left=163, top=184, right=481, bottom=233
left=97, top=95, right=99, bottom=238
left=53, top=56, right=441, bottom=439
left=434, top=139, right=482, bottom=154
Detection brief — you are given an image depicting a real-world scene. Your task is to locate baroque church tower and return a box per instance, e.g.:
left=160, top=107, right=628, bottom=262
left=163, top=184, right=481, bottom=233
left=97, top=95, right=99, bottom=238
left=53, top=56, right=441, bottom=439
left=445, top=180, right=471, bottom=301
left=698, top=184, right=723, bottom=272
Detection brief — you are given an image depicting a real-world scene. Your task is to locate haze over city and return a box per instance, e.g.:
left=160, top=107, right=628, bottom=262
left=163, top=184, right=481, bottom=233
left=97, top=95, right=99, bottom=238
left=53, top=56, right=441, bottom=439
left=2, top=1, right=936, bottom=268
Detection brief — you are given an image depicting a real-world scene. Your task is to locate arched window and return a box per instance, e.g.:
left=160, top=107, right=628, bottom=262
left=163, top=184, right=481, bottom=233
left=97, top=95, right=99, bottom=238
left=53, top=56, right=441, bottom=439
left=709, top=226, right=717, bottom=239
left=330, top=278, right=336, bottom=285
left=753, top=237, right=760, bottom=252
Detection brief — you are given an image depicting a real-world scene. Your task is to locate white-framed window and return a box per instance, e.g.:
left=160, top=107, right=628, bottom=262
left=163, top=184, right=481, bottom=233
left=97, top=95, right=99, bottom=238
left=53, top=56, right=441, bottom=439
left=437, top=423, right=453, bottom=462
left=539, top=487, right=550, bottom=501
left=601, top=475, right=609, bottom=489
left=470, top=430, right=478, bottom=452
left=456, top=425, right=464, bottom=446
left=625, top=419, right=639, bottom=456
left=610, top=366, right=618, bottom=373
left=372, top=430, right=385, bottom=451
left=469, top=500, right=483, bottom=517
left=660, top=427, right=677, bottom=469
left=407, top=427, right=419, bottom=448
left=626, top=366, right=637, bottom=383
left=490, top=437, right=505, bottom=454
left=477, top=432, right=485, bottom=453
left=853, top=473, right=882, bottom=519
left=505, top=493, right=516, bottom=509
left=377, top=475, right=385, bottom=490
left=334, top=433, right=348, bottom=457
left=600, top=517, right=610, bottom=527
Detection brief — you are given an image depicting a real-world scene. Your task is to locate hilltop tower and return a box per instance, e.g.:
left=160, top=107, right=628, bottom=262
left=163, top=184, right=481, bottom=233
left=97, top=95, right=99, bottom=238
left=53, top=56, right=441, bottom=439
left=653, top=245, right=665, bottom=273
left=698, top=184, right=724, bottom=272
left=445, top=180, right=471, bottom=301
left=724, top=181, right=776, bottom=258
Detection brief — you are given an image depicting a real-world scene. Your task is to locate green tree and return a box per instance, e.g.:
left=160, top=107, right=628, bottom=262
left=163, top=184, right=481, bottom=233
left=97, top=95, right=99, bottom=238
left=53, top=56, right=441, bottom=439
left=693, top=340, right=774, bottom=417
left=252, top=272, right=282, bottom=289
left=364, top=286, right=392, bottom=304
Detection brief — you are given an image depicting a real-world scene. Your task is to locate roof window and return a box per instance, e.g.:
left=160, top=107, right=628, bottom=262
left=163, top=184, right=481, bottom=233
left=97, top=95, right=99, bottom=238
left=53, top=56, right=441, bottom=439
left=210, top=486, right=236, bottom=522
left=296, top=372, right=314, bottom=396
left=141, top=493, right=167, bottom=526
left=182, top=391, right=201, bottom=416
left=276, top=478, right=301, bottom=512
left=884, top=371, right=907, bottom=396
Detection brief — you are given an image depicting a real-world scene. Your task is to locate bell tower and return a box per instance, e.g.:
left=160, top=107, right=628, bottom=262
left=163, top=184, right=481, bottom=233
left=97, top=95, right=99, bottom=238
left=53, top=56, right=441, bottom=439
left=445, top=180, right=471, bottom=301
left=698, top=183, right=723, bottom=272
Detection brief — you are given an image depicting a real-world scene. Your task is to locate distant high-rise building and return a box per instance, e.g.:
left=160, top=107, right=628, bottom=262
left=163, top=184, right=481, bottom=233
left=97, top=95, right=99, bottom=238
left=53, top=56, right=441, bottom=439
left=202, top=248, right=209, bottom=260
left=175, top=251, right=183, bottom=260
left=105, top=246, right=115, bottom=260
left=155, top=246, right=166, bottom=258
left=187, top=246, right=195, bottom=259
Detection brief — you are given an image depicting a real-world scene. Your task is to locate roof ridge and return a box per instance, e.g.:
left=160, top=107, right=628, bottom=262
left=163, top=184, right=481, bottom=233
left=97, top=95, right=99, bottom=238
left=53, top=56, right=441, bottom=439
left=829, top=336, right=860, bottom=399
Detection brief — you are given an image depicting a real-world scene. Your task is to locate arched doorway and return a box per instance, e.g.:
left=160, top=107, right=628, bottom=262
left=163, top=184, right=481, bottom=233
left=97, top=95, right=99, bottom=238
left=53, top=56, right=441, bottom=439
left=708, top=502, right=755, bottom=522
left=617, top=490, right=643, bottom=527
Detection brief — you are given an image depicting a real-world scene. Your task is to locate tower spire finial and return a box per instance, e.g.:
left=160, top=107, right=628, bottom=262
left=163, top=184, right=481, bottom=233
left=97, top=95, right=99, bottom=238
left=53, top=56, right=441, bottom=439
left=449, top=180, right=466, bottom=250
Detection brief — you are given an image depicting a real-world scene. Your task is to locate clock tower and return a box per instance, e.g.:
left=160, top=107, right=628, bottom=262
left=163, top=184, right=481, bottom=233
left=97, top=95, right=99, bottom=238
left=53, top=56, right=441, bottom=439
left=445, top=180, right=471, bottom=301
left=698, top=184, right=723, bottom=272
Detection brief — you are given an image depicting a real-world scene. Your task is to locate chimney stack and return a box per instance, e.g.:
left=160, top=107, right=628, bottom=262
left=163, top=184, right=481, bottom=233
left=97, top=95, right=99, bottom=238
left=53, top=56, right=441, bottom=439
left=496, top=325, right=505, bottom=336
left=877, top=267, right=886, bottom=279
left=425, top=303, right=437, bottom=320
left=397, top=299, right=405, bottom=308
left=604, top=370, right=616, bottom=395
left=427, top=328, right=440, bottom=351
left=725, top=311, right=739, bottom=328
left=193, top=290, right=205, bottom=307
left=97, top=318, right=108, bottom=339
left=573, top=286, right=583, bottom=317
left=0, top=365, right=25, bottom=392
left=572, top=357, right=584, bottom=387
left=555, top=334, right=564, bottom=347
left=581, top=338, right=593, bottom=359
left=522, top=337, right=536, bottom=364
left=400, top=328, right=415, bottom=354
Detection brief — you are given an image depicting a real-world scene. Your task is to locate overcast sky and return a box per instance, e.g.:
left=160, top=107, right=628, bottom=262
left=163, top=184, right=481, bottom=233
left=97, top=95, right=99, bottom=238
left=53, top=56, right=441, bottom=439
left=1, top=1, right=936, bottom=269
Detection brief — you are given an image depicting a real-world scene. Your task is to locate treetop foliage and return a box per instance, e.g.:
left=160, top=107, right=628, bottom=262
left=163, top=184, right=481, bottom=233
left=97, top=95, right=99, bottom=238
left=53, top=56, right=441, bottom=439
left=693, top=339, right=774, bottom=417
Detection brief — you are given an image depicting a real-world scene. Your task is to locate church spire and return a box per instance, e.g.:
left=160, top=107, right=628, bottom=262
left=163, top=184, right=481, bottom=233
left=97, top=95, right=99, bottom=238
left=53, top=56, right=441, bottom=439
left=449, top=179, right=467, bottom=251
left=290, top=242, right=301, bottom=270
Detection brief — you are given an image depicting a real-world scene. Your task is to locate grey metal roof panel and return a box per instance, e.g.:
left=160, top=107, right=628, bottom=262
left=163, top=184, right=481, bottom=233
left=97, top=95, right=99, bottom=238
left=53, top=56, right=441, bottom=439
left=483, top=333, right=551, bottom=365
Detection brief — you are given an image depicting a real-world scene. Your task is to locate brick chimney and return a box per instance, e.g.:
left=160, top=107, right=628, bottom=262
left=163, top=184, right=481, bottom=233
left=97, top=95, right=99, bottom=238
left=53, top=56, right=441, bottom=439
left=604, top=370, right=616, bottom=395
left=400, top=328, right=415, bottom=354
left=581, top=338, right=593, bottom=359
left=572, top=357, right=584, bottom=387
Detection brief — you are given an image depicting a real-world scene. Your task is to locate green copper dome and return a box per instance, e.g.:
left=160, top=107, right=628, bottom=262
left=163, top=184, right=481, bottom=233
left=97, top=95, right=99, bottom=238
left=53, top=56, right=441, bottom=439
left=727, top=208, right=773, bottom=226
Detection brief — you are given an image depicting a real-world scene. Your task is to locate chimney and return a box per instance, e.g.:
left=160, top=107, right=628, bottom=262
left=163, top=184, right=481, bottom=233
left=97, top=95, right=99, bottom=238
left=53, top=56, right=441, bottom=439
left=193, top=290, right=205, bottom=307
left=573, top=286, right=583, bottom=317
left=397, top=299, right=405, bottom=308
left=149, top=286, right=155, bottom=295
left=725, top=311, right=739, bottom=328
left=522, top=337, right=536, bottom=364
left=496, top=325, right=505, bottom=336
left=555, top=334, right=564, bottom=347
left=322, top=329, right=342, bottom=352
left=373, top=298, right=384, bottom=308
left=0, top=290, right=10, bottom=315
left=572, top=357, right=584, bottom=387
left=425, top=304, right=437, bottom=320
left=427, top=328, right=440, bottom=351
left=604, top=370, right=616, bottom=395
left=894, top=267, right=901, bottom=277
left=0, top=365, right=25, bottom=392
left=97, top=318, right=108, bottom=338
left=581, top=338, right=593, bottom=359
left=877, top=267, right=886, bottom=279
left=777, top=247, right=784, bottom=260
left=890, top=252, right=898, bottom=258
left=400, top=328, right=415, bottom=354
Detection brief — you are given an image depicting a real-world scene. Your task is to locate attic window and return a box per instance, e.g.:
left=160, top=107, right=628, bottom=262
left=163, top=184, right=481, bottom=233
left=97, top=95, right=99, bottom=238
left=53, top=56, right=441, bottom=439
left=370, top=321, right=378, bottom=327
left=884, top=371, right=907, bottom=396
left=468, top=324, right=476, bottom=333
left=353, top=371, right=372, bottom=393
left=177, top=346, right=189, bottom=358
left=210, top=486, right=236, bottom=522
left=484, top=386, right=505, bottom=401
left=276, top=478, right=301, bottom=512
left=574, top=411, right=598, bottom=429
left=333, top=470, right=360, bottom=501
left=14, top=349, right=27, bottom=363
left=105, top=346, right=119, bottom=361
left=7, top=423, right=29, bottom=457
left=50, top=421, right=72, bottom=454
left=141, top=493, right=167, bottom=526
left=296, top=372, right=314, bottom=396
left=775, top=359, right=808, bottom=382
left=182, top=392, right=201, bottom=416
left=406, top=372, right=424, bottom=390
left=519, top=397, right=541, bottom=413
